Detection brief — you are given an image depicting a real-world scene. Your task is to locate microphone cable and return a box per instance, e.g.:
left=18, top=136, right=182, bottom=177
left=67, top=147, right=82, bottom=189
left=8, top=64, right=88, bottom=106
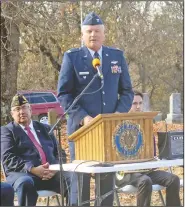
left=66, top=120, right=181, bottom=205
left=156, top=119, right=169, bottom=160
left=67, top=159, right=159, bottom=206
left=49, top=72, right=102, bottom=135
left=46, top=124, right=68, bottom=206
left=67, top=160, right=115, bottom=206
left=76, top=79, right=104, bottom=96
left=48, top=72, right=105, bottom=205
left=49, top=57, right=104, bottom=135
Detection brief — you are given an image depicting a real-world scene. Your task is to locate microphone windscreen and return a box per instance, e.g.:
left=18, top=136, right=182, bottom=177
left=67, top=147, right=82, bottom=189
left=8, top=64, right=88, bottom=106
left=92, top=58, right=101, bottom=68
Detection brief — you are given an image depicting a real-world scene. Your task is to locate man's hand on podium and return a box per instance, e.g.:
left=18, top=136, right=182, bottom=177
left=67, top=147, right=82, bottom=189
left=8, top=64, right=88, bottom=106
left=83, top=115, right=93, bottom=125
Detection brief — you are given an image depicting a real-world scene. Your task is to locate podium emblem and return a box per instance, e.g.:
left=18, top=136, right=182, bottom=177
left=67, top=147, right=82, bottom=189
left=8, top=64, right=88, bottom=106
left=113, top=121, right=144, bottom=158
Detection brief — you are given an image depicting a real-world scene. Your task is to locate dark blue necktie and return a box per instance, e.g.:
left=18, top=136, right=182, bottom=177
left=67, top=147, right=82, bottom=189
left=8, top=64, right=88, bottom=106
left=93, top=52, right=100, bottom=59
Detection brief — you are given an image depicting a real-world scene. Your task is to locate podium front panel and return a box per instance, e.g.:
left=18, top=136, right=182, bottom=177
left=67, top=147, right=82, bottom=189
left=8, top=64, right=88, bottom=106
left=72, top=113, right=157, bottom=163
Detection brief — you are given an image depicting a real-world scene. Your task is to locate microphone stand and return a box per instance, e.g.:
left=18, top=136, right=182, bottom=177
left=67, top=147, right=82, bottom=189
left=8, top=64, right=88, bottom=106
left=56, top=124, right=65, bottom=206
left=49, top=73, right=101, bottom=206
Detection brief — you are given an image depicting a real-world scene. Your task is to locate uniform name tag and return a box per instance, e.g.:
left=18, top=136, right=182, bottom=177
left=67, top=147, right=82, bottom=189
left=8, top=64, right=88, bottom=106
left=79, top=72, right=89, bottom=75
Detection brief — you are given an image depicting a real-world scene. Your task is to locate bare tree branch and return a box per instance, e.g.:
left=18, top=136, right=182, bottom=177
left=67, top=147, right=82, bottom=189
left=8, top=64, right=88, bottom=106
left=39, top=44, right=60, bottom=71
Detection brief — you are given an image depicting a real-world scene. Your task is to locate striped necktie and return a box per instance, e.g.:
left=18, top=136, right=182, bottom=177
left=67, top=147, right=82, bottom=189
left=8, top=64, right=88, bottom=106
left=93, top=51, right=100, bottom=59
left=25, top=126, right=47, bottom=164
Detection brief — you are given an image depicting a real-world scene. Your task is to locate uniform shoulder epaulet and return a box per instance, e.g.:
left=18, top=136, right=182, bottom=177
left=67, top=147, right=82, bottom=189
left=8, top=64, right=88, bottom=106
left=66, top=48, right=80, bottom=53
left=107, top=46, right=122, bottom=52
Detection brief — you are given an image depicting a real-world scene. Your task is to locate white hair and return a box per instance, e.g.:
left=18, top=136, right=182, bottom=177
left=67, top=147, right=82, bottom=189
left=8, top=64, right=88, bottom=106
left=81, top=24, right=105, bottom=33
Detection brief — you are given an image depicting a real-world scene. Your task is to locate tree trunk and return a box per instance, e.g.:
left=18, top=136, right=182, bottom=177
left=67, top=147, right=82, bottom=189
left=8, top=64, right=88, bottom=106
left=1, top=7, right=20, bottom=125
left=139, top=63, right=146, bottom=93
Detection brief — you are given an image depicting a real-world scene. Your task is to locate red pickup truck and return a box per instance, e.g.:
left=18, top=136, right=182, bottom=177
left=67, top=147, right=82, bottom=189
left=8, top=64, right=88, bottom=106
left=18, top=90, right=64, bottom=124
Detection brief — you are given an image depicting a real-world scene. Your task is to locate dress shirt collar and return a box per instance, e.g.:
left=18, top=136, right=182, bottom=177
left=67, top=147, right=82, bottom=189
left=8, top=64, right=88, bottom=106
left=19, top=120, right=34, bottom=131
left=88, top=47, right=102, bottom=59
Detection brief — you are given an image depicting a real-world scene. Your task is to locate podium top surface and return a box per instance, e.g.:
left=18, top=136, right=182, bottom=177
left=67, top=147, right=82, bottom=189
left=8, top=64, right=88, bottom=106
left=49, top=159, right=183, bottom=173
left=68, top=111, right=159, bottom=140
left=95, top=111, right=159, bottom=119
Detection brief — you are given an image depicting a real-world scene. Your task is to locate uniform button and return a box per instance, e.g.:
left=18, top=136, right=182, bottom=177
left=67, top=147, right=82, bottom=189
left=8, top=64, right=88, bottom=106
left=103, top=102, right=106, bottom=105
left=102, top=91, right=105, bottom=94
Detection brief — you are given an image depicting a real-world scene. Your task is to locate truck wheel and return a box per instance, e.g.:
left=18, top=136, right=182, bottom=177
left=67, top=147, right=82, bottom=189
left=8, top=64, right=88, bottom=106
left=39, top=114, right=48, bottom=124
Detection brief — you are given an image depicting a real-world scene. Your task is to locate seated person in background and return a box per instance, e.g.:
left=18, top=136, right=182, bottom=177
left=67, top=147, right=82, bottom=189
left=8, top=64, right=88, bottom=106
left=116, top=90, right=181, bottom=207
left=1, top=94, right=70, bottom=206
left=1, top=182, right=14, bottom=206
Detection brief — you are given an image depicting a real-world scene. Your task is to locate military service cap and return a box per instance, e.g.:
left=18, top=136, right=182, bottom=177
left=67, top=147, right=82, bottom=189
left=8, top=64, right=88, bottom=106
left=11, top=94, right=28, bottom=108
left=82, top=12, right=103, bottom=25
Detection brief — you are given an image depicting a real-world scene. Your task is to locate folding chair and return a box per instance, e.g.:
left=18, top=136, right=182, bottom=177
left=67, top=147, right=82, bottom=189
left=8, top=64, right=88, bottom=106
left=168, top=166, right=183, bottom=206
left=168, top=167, right=184, bottom=188
left=114, top=184, right=166, bottom=206
left=1, top=163, right=61, bottom=206
left=114, top=173, right=166, bottom=206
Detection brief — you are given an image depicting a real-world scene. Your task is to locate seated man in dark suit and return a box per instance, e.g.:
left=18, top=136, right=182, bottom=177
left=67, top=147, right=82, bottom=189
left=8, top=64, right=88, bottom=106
left=116, top=90, right=181, bottom=206
left=1, top=182, right=14, bottom=206
left=1, top=94, right=70, bottom=206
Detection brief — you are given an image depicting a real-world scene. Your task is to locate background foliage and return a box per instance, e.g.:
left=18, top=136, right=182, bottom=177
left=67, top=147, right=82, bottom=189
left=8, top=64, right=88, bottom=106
left=1, top=1, right=183, bottom=124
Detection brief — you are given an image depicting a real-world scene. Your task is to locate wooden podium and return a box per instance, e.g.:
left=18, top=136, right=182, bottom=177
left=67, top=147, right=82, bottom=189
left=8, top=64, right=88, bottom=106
left=68, top=112, right=158, bottom=163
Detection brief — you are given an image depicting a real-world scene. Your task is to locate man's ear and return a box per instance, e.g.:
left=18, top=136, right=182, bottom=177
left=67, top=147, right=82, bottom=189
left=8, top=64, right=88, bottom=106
left=29, top=106, right=32, bottom=114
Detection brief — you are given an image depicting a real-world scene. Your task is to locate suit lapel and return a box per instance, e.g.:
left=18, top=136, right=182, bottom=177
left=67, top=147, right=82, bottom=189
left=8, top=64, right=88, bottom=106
left=81, top=46, right=96, bottom=75
left=33, top=121, right=41, bottom=138
left=13, top=121, right=48, bottom=161
left=13, top=122, right=27, bottom=138
left=32, top=121, right=49, bottom=155
left=32, top=121, right=44, bottom=146
left=13, top=122, right=37, bottom=148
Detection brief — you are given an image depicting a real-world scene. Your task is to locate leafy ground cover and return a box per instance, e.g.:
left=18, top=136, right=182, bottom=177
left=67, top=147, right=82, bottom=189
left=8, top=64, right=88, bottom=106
left=2, top=121, right=183, bottom=206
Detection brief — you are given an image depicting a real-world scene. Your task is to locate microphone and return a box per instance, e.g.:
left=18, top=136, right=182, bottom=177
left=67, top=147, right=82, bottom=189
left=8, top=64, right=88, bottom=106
left=92, top=58, right=104, bottom=79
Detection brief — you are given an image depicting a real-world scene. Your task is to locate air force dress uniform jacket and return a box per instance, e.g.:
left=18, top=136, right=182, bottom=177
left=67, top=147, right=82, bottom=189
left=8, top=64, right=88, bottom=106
left=57, top=46, right=134, bottom=135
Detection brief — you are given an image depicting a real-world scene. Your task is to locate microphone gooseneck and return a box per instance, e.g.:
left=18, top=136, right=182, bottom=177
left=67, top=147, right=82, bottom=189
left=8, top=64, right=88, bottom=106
left=92, top=58, right=104, bottom=79
left=49, top=59, right=105, bottom=204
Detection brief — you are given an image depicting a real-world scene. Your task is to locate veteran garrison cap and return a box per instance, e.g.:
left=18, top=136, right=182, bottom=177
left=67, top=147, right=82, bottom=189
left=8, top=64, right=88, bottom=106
left=11, top=94, right=28, bottom=108
left=82, top=12, right=103, bottom=25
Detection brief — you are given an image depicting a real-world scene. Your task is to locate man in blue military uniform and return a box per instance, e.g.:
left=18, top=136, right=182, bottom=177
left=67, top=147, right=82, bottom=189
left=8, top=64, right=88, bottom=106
left=57, top=12, right=134, bottom=205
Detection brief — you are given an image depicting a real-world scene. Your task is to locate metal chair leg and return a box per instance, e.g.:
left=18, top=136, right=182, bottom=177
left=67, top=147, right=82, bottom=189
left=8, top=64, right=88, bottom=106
left=65, top=192, right=69, bottom=206
left=114, top=190, right=121, bottom=206
left=158, top=190, right=166, bottom=206
left=46, top=197, right=50, bottom=206
left=113, top=173, right=121, bottom=206
left=56, top=195, right=61, bottom=206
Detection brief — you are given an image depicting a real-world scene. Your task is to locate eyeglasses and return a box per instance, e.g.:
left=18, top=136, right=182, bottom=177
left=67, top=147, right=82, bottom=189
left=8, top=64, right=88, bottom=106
left=12, top=105, right=30, bottom=112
